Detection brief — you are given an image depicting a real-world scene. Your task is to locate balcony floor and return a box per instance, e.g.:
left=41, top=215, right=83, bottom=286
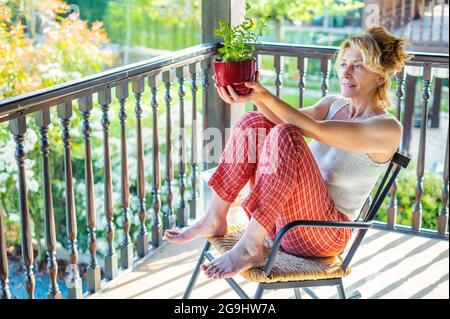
left=86, top=209, right=449, bottom=299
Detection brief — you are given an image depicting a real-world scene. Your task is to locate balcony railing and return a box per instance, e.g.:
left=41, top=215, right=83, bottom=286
left=0, top=43, right=218, bottom=299
left=0, top=41, right=448, bottom=299
left=254, top=42, right=448, bottom=238
left=372, top=0, right=449, bottom=53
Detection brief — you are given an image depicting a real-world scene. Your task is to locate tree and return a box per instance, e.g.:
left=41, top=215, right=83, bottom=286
left=0, top=7, right=40, bottom=98
left=0, top=0, right=114, bottom=264
left=67, top=0, right=109, bottom=25
left=102, top=0, right=202, bottom=52
left=145, top=0, right=200, bottom=27
left=248, top=0, right=364, bottom=42
left=0, top=0, right=113, bottom=99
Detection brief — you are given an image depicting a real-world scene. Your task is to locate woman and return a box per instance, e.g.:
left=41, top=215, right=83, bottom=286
left=165, top=27, right=412, bottom=279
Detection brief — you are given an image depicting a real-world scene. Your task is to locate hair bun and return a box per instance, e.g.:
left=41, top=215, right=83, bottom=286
left=367, top=27, right=412, bottom=73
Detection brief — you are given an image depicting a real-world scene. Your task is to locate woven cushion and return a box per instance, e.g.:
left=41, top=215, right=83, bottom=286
left=206, top=224, right=351, bottom=283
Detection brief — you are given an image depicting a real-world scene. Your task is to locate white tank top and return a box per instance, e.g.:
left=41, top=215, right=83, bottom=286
left=308, top=97, right=394, bottom=221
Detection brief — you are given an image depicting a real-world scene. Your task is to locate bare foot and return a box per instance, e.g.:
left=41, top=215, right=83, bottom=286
left=200, top=241, right=265, bottom=279
left=164, top=216, right=228, bottom=244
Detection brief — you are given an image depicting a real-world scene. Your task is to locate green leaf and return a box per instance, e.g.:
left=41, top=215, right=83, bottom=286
left=213, top=8, right=267, bottom=62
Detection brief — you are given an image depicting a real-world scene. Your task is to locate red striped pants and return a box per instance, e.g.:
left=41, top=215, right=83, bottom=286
left=207, top=112, right=352, bottom=258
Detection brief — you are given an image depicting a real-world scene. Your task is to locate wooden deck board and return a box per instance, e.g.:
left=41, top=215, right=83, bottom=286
left=86, top=222, right=449, bottom=299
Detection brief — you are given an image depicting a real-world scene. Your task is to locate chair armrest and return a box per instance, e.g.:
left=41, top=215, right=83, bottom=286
left=263, top=220, right=373, bottom=276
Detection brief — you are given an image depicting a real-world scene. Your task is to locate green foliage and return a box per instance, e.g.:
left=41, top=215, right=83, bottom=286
left=0, top=0, right=113, bottom=99
left=144, top=0, right=200, bottom=27
left=374, top=161, right=446, bottom=231
left=102, top=0, right=201, bottom=52
left=247, top=0, right=363, bottom=43
left=69, top=0, right=109, bottom=25
left=0, top=0, right=114, bottom=261
left=215, top=5, right=268, bottom=63
left=248, top=0, right=364, bottom=23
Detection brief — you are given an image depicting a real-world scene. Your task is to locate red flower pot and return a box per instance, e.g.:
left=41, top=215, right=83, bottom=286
left=213, top=58, right=256, bottom=96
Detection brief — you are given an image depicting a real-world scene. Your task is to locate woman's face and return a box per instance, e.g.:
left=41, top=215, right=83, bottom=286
left=338, top=46, right=382, bottom=100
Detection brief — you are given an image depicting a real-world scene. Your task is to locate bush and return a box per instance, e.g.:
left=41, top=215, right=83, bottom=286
left=0, top=0, right=114, bottom=262
left=374, top=160, right=445, bottom=230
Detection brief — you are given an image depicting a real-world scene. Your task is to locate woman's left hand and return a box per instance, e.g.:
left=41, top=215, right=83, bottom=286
left=215, top=71, right=269, bottom=104
left=243, top=71, right=269, bottom=100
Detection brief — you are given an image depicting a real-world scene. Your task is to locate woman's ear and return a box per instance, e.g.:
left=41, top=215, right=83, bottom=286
left=377, top=76, right=386, bottom=86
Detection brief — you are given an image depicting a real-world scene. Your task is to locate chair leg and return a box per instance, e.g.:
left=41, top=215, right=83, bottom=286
left=336, top=283, right=347, bottom=299
left=347, top=290, right=362, bottom=299
left=182, top=241, right=211, bottom=299
left=253, top=284, right=265, bottom=299
left=336, top=280, right=361, bottom=299
left=294, top=288, right=302, bottom=299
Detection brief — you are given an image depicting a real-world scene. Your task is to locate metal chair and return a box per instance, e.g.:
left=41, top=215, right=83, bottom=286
left=183, top=152, right=410, bottom=299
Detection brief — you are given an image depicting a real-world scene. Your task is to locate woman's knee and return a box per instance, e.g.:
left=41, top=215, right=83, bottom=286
left=263, top=123, right=306, bottom=154
left=270, top=123, right=304, bottom=142
left=235, top=111, right=273, bottom=130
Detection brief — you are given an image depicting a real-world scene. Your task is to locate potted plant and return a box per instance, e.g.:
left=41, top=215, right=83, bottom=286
left=213, top=8, right=267, bottom=96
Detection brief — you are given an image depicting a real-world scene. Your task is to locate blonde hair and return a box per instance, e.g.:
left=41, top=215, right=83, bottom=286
left=335, top=27, right=413, bottom=112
